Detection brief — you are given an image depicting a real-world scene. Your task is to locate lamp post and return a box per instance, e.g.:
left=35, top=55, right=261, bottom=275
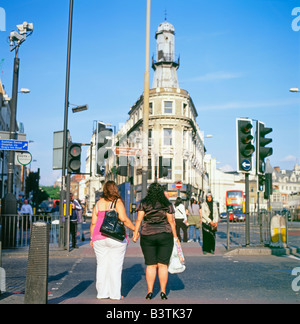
left=59, top=0, right=74, bottom=250
left=142, top=0, right=151, bottom=199
left=2, top=21, right=33, bottom=248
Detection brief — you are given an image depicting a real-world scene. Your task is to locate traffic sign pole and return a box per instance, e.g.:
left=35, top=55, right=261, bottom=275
left=245, top=173, right=250, bottom=246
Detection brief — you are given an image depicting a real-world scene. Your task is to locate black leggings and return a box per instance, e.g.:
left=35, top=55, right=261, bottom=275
left=141, top=232, right=174, bottom=265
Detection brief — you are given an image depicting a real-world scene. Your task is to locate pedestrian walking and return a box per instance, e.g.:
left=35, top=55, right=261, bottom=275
left=70, top=193, right=82, bottom=249
left=133, top=183, right=177, bottom=300
left=76, top=199, right=85, bottom=242
left=90, top=181, right=136, bottom=300
left=174, top=197, right=188, bottom=242
left=187, top=198, right=201, bottom=243
left=202, top=192, right=219, bottom=254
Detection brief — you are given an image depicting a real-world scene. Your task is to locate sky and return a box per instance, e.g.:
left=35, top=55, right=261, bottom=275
left=0, top=0, right=300, bottom=186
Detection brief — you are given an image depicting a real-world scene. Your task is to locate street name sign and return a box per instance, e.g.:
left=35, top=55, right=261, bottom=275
left=115, top=147, right=142, bottom=156
left=0, top=139, right=29, bottom=151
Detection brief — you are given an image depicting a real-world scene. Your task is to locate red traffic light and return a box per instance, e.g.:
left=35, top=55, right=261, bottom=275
left=70, top=144, right=81, bottom=157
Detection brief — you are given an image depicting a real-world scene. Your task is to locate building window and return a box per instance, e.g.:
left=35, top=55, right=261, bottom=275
left=148, top=158, right=152, bottom=180
left=183, top=103, right=187, bottom=116
left=161, top=157, right=172, bottom=180
left=164, top=101, right=173, bottom=114
left=164, top=128, right=172, bottom=146
left=149, top=102, right=153, bottom=115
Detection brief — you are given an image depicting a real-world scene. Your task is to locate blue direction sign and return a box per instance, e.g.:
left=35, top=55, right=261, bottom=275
left=241, top=159, right=251, bottom=171
left=0, top=139, right=29, bottom=151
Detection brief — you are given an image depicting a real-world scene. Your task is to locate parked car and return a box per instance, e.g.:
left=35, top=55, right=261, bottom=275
left=235, top=211, right=246, bottom=222
left=220, top=212, right=227, bottom=220
left=86, top=210, right=93, bottom=218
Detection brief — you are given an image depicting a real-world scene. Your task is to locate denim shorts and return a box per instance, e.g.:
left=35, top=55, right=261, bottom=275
left=140, top=232, right=174, bottom=265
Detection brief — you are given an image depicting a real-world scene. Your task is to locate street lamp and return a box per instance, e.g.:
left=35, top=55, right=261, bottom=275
left=2, top=21, right=33, bottom=249
left=142, top=0, right=151, bottom=199
left=19, top=88, right=30, bottom=94
left=289, top=88, right=299, bottom=92
left=71, top=104, right=88, bottom=113
left=7, top=23, right=33, bottom=194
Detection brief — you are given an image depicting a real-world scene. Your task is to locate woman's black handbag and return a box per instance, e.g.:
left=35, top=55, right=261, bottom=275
left=100, top=199, right=126, bottom=242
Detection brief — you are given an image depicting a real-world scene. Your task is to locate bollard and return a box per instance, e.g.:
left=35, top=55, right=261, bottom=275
left=24, top=221, right=49, bottom=304
left=270, top=215, right=287, bottom=248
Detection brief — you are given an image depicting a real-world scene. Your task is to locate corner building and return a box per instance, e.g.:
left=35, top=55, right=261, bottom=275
left=111, top=20, right=206, bottom=202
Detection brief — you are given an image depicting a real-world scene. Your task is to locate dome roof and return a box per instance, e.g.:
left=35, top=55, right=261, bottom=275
left=156, top=20, right=175, bottom=38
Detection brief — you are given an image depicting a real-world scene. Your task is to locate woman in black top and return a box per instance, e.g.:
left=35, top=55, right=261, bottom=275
left=133, top=183, right=177, bottom=300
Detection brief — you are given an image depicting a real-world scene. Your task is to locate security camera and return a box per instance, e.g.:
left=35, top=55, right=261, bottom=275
left=17, top=21, right=33, bottom=35
left=9, top=30, right=25, bottom=43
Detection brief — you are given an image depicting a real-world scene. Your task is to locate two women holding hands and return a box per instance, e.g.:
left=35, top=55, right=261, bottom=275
left=90, top=181, right=177, bottom=301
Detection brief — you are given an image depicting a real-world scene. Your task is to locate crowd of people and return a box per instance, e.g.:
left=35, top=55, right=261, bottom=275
left=174, top=194, right=219, bottom=254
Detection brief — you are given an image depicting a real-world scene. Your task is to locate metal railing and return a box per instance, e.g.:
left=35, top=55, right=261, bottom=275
left=0, top=213, right=60, bottom=249
left=225, top=211, right=292, bottom=249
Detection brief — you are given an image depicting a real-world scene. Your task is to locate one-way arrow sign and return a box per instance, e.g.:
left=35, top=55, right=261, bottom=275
left=241, top=159, right=251, bottom=171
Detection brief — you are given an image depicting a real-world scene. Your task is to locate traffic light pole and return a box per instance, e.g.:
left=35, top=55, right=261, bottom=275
left=59, top=0, right=74, bottom=249
left=142, top=0, right=151, bottom=199
left=245, top=172, right=250, bottom=246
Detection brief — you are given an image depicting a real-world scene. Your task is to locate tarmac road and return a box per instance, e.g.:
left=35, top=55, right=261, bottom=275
left=0, top=240, right=300, bottom=305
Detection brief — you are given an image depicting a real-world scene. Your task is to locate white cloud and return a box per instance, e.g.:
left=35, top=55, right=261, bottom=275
left=219, top=164, right=235, bottom=172
left=281, top=155, right=298, bottom=163
left=182, top=71, right=242, bottom=83
left=199, top=98, right=300, bottom=111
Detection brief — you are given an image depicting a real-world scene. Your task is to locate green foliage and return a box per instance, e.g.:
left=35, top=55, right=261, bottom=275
left=40, top=186, right=60, bottom=199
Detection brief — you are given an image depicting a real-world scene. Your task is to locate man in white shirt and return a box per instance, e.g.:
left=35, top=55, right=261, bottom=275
left=20, top=199, right=33, bottom=229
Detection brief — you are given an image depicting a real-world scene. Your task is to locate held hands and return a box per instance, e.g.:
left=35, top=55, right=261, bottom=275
left=132, top=232, right=140, bottom=243
left=210, top=221, right=218, bottom=229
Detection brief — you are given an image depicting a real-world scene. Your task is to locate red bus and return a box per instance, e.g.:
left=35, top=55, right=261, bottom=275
left=226, top=190, right=245, bottom=221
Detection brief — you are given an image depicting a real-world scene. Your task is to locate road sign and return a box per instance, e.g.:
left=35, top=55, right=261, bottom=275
left=0, top=139, right=29, bottom=151
left=241, top=159, right=251, bottom=171
left=115, top=147, right=142, bottom=156
left=15, top=152, right=32, bottom=166
left=175, top=181, right=183, bottom=189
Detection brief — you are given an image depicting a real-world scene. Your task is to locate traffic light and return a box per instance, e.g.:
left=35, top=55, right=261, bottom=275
left=256, top=121, right=273, bottom=175
left=67, top=142, right=82, bottom=174
left=159, top=156, right=169, bottom=178
left=236, top=118, right=255, bottom=172
left=96, top=122, right=113, bottom=175
left=257, top=174, right=265, bottom=192
left=116, top=166, right=128, bottom=177
left=264, top=173, right=273, bottom=200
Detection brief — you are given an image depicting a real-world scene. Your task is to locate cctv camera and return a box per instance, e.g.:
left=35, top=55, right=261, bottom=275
left=9, top=30, right=25, bottom=43
left=17, top=21, right=33, bottom=35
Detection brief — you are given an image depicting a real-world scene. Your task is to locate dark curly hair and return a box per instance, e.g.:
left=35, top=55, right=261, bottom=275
left=144, top=182, right=170, bottom=208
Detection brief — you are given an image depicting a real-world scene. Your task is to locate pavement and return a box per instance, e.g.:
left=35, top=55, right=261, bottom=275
left=0, top=222, right=299, bottom=305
